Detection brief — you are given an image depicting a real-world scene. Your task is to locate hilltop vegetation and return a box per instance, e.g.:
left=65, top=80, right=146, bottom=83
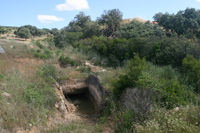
left=1, top=7, right=200, bottom=132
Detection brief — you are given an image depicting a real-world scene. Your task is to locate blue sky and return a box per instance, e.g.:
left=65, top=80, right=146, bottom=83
left=0, top=0, right=200, bottom=29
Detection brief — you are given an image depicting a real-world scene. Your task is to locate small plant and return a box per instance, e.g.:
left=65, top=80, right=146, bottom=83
left=0, top=74, right=3, bottom=79
left=37, top=64, right=56, bottom=83
left=114, top=110, right=135, bottom=133
left=34, top=48, right=53, bottom=59
left=23, top=83, right=57, bottom=108
left=36, top=41, right=44, bottom=49
left=0, top=91, right=2, bottom=101
left=56, top=50, right=63, bottom=56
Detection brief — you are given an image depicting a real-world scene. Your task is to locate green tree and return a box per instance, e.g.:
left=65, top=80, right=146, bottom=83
left=98, top=9, right=123, bottom=37
left=83, top=21, right=100, bottom=38
left=65, top=12, right=91, bottom=32
left=116, top=20, right=165, bottom=39
left=154, top=8, right=200, bottom=38
left=15, top=27, right=31, bottom=40
left=183, top=56, right=200, bottom=92
left=0, top=26, right=8, bottom=36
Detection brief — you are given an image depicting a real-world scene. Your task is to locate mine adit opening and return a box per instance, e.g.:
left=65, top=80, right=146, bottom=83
left=64, top=89, right=97, bottom=115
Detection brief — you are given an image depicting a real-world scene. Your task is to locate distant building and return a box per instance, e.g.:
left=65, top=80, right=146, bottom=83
left=0, top=45, right=5, bottom=53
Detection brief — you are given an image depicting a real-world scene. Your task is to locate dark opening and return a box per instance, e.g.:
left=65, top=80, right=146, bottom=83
left=65, top=91, right=96, bottom=115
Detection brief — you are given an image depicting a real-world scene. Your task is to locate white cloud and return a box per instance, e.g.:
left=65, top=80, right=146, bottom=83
left=197, top=0, right=200, bottom=2
left=56, top=0, right=89, bottom=11
left=37, top=15, right=64, bottom=24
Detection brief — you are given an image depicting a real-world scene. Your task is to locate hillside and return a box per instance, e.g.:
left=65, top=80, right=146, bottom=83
left=1, top=7, right=200, bottom=132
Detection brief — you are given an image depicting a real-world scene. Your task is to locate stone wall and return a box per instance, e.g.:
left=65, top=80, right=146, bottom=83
left=87, top=75, right=105, bottom=112
left=61, top=75, right=105, bottom=113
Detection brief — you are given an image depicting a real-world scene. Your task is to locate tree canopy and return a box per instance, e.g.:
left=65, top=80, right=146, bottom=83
left=14, top=27, right=31, bottom=40
left=154, top=8, right=200, bottom=38
left=98, top=9, right=123, bottom=37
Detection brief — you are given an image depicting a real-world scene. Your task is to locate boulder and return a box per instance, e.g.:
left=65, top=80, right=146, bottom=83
left=121, top=88, right=154, bottom=114
left=2, top=92, right=11, bottom=97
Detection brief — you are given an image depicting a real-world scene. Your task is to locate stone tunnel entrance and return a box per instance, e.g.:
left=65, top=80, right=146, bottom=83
left=65, top=90, right=96, bottom=115
left=61, top=75, right=105, bottom=115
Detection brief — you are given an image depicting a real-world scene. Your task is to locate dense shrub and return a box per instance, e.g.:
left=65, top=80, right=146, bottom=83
left=113, top=54, right=146, bottom=98
left=136, top=63, right=199, bottom=109
left=182, top=55, right=200, bottom=92
left=34, top=49, right=53, bottom=59
left=58, top=55, right=80, bottom=67
left=116, top=20, right=165, bottom=39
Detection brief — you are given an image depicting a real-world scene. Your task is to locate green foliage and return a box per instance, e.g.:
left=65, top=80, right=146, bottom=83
left=114, top=111, right=134, bottom=133
left=83, top=21, right=100, bottom=38
left=98, top=9, right=123, bottom=37
left=136, top=63, right=199, bottom=109
left=14, top=25, right=48, bottom=39
left=183, top=56, right=200, bottom=92
left=36, top=41, right=44, bottom=49
left=0, top=70, right=57, bottom=130
left=113, top=54, right=146, bottom=98
left=0, top=91, right=2, bottom=101
left=34, top=48, right=53, bottom=59
left=23, top=83, right=57, bottom=108
left=116, top=20, right=165, bottom=39
left=134, top=106, right=200, bottom=132
left=46, top=122, right=91, bottom=133
left=0, top=26, right=8, bottom=35
left=154, top=8, right=200, bottom=38
left=23, top=25, right=46, bottom=36
left=58, top=55, right=80, bottom=67
left=38, top=64, right=56, bottom=81
left=15, top=27, right=31, bottom=40
left=149, top=36, right=200, bottom=67
left=76, top=37, right=137, bottom=66
left=54, top=32, right=83, bottom=48
left=56, top=49, right=63, bottom=56
left=66, top=12, right=91, bottom=32
left=0, top=74, right=4, bottom=79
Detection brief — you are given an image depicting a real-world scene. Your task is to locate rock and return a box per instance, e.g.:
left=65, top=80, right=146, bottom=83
left=30, top=45, right=33, bottom=48
left=56, top=101, right=68, bottom=113
left=2, top=92, right=11, bottom=97
left=60, top=102, right=66, bottom=112
left=121, top=88, right=154, bottom=114
left=174, top=107, right=180, bottom=112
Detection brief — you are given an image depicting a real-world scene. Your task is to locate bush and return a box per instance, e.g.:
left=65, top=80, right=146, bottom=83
left=113, top=54, right=146, bottom=98
left=56, top=50, right=63, bottom=56
left=58, top=55, right=80, bottom=67
left=0, top=74, right=3, bottom=79
left=36, top=41, right=44, bottom=49
left=34, top=49, right=53, bottom=59
left=114, top=111, right=134, bottom=133
left=136, top=63, right=199, bottom=109
left=37, top=64, right=56, bottom=83
left=134, top=106, right=200, bottom=132
left=182, top=55, right=200, bottom=92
